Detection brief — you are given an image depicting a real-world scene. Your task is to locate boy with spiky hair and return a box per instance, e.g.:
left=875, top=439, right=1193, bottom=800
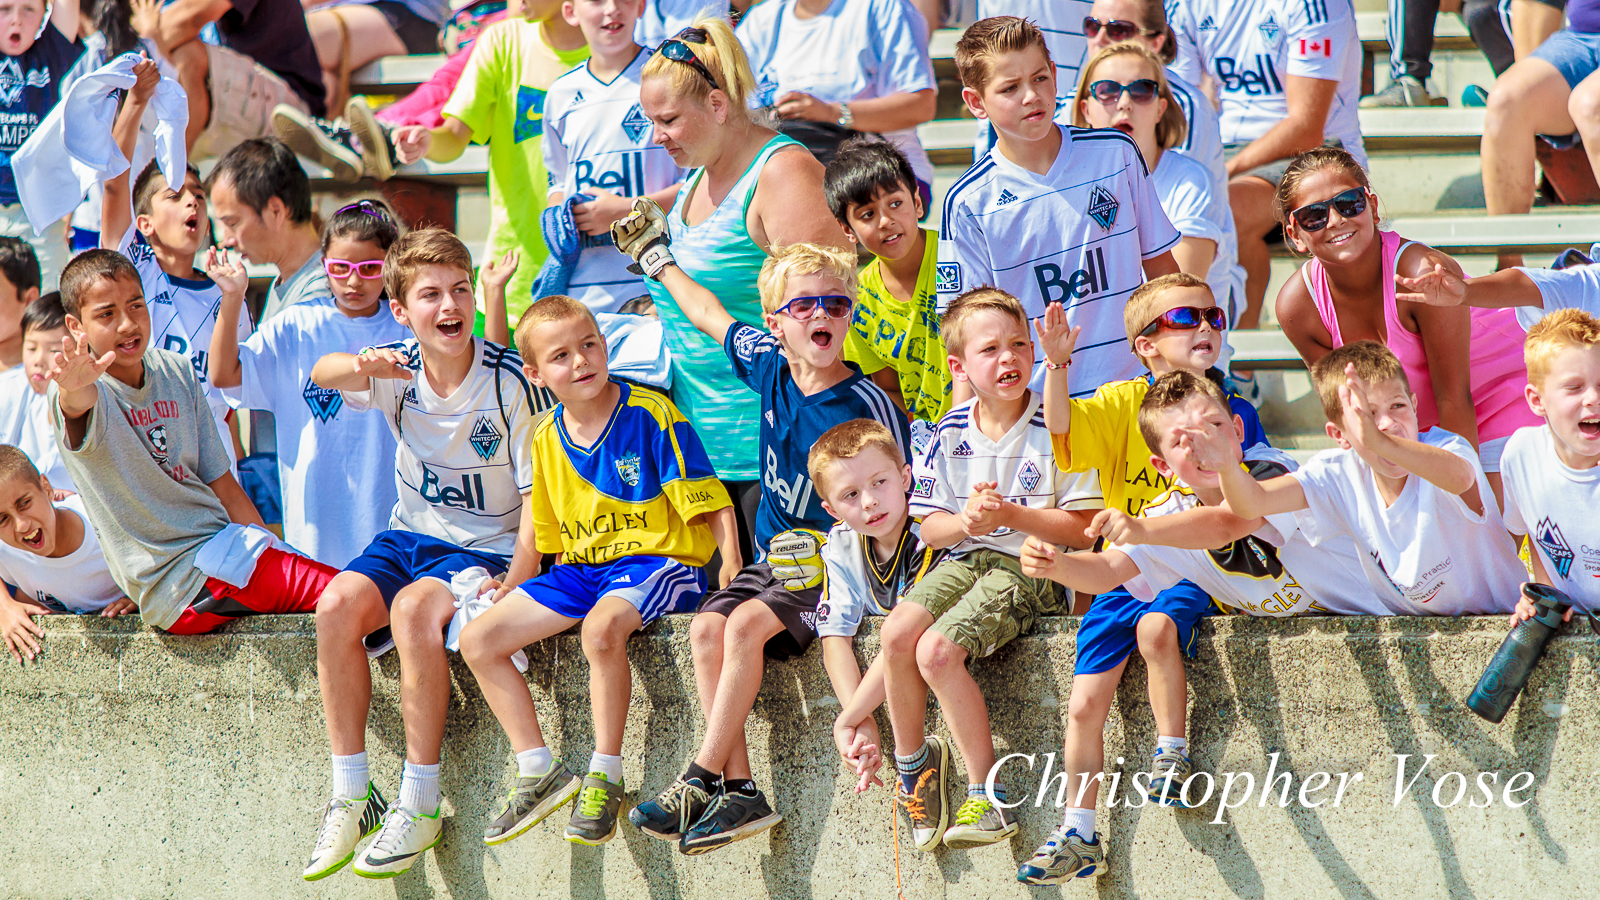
left=0, top=293, right=73, bottom=489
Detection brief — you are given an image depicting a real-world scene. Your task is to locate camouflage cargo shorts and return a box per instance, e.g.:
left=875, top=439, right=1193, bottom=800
left=901, top=549, right=1068, bottom=659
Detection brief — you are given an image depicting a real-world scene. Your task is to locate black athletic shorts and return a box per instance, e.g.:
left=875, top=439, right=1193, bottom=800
left=696, top=561, right=823, bottom=661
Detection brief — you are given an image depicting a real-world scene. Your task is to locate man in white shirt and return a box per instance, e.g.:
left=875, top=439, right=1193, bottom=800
left=204, top=139, right=332, bottom=322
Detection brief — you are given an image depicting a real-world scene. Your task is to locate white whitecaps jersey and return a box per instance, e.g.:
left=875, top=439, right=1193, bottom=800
left=909, top=392, right=1102, bottom=557
left=1116, top=452, right=1402, bottom=616
left=341, top=338, right=552, bottom=557
left=1499, top=425, right=1600, bottom=611
left=1168, top=0, right=1366, bottom=165
left=635, top=0, right=704, bottom=48
left=120, top=228, right=248, bottom=462
left=937, top=125, right=1179, bottom=395
left=815, top=519, right=945, bottom=638
left=543, top=49, right=687, bottom=314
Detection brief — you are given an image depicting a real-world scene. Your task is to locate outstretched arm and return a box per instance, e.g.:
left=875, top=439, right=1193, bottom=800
left=1037, top=304, right=1079, bottom=438
left=101, top=59, right=161, bottom=252
left=1019, top=536, right=1139, bottom=595
left=1395, top=264, right=1544, bottom=310
left=311, top=346, right=413, bottom=392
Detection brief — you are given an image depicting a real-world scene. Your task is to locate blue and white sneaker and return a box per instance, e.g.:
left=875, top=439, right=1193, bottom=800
left=1016, top=827, right=1106, bottom=884
left=1148, top=746, right=1194, bottom=807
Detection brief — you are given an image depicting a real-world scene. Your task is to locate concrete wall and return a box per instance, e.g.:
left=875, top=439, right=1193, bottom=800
left=1, top=613, right=1595, bottom=900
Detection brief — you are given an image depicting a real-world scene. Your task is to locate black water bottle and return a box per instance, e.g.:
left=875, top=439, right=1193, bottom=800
left=1467, top=583, right=1572, bottom=723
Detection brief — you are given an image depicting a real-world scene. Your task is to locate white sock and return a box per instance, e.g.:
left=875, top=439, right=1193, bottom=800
left=1060, top=807, right=1096, bottom=838
left=516, top=746, right=554, bottom=778
left=1156, top=735, right=1188, bottom=756
left=398, top=761, right=441, bottom=814
left=588, top=752, right=624, bottom=784
left=331, top=751, right=369, bottom=801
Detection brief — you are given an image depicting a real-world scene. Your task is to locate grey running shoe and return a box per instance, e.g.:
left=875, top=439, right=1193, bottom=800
left=1148, top=746, right=1194, bottom=807
left=303, top=782, right=387, bottom=881
left=897, top=735, right=949, bottom=851
left=1016, top=827, right=1106, bottom=884
left=346, top=96, right=399, bottom=182
left=1359, top=75, right=1432, bottom=108
left=629, top=775, right=713, bottom=840
left=483, top=762, right=583, bottom=845
left=272, top=105, right=364, bottom=182
left=565, top=773, right=626, bottom=846
left=678, top=787, right=783, bottom=855
left=943, top=794, right=1018, bottom=849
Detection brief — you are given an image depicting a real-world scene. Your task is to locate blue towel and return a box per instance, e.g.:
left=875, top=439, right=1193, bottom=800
left=530, top=192, right=593, bottom=301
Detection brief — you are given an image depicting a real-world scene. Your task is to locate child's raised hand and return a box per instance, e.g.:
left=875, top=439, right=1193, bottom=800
left=1019, top=535, right=1061, bottom=580
left=1178, top=417, right=1241, bottom=475
left=1394, top=263, right=1467, bottom=308
left=480, top=248, right=519, bottom=295
left=1037, top=303, right=1080, bottom=367
left=48, top=333, right=115, bottom=393
left=130, top=0, right=161, bottom=37
left=128, top=57, right=160, bottom=104
left=392, top=126, right=431, bottom=165
left=204, top=248, right=248, bottom=299
left=1087, top=508, right=1146, bottom=546
left=572, top=188, right=633, bottom=236
left=352, top=346, right=413, bottom=381
left=1336, top=364, right=1382, bottom=450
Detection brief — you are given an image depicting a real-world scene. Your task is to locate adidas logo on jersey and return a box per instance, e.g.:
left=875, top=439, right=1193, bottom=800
left=1018, top=460, right=1041, bottom=493
left=996, top=189, right=1019, bottom=206
left=621, top=104, right=651, bottom=143
left=572, top=90, right=584, bottom=105
left=1087, top=185, right=1119, bottom=230
left=798, top=610, right=817, bottom=630
left=470, top=415, right=503, bottom=461
left=1198, top=15, right=1216, bottom=30
left=951, top=440, right=974, bottom=458
left=402, top=384, right=419, bottom=407
left=302, top=378, right=343, bottom=422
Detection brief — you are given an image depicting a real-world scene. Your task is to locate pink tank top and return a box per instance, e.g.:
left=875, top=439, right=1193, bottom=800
left=1301, top=230, right=1537, bottom=442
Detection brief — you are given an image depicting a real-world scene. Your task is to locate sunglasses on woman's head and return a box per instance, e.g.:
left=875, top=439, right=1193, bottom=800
left=334, top=199, right=389, bottom=219
left=324, top=258, right=385, bottom=279
left=1083, top=16, right=1152, bottom=41
left=1087, top=78, right=1160, bottom=105
left=661, top=28, right=720, bottom=91
left=1139, top=305, right=1227, bottom=337
left=1289, top=187, right=1368, bottom=233
left=774, top=294, right=854, bottom=321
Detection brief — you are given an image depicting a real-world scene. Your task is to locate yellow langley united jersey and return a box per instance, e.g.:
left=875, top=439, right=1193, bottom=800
left=526, top=384, right=731, bottom=567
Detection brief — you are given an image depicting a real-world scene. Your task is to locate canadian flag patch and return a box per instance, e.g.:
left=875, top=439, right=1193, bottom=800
left=1296, top=38, right=1332, bottom=57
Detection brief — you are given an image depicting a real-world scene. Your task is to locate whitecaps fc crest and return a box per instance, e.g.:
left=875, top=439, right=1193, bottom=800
left=1018, top=460, right=1041, bottom=493
left=615, top=452, right=642, bottom=487
left=1087, top=185, right=1119, bottom=230
left=469, top=415, right=503, bottom=461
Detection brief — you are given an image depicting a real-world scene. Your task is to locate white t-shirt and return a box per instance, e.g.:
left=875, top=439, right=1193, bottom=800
left=909, top=391, right=1102, bottom=556
left=815, top=518, right=944, bottom=638
left=1499, top=424, right=1600, bottom=610
left=225, top=299, right=409, bottom=568
left=937, top=124, right=1180, bottom=395
left=1169, top=0, right=1366, bottom=166
left=978, top=0, right=1091, bottom=105
left=738, top=0, right=938, bottom=184
left=635, top=0, right=705, bottom=49
left=1514, top=262, right=1600, bottom=330
left=0, top=368, right=72, bottom=491
left=0, top=494, right=121, bottom=613
left=543, top=49, right=687, bottom=315
left=1292, top=429, right=1523, bottom=614
left=1151, top=148, right=1240, bottom=314
left=341, top=337, right=549, bottom=557
left=120, top=228, right=248, bottom=463
left=1118, top=473, right=1402, bottom=617
left=1166, top=70, right=1227, bottom=201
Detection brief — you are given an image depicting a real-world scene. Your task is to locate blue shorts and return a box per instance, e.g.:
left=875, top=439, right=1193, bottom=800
left=345, top=530, right=511, bottom=607
left=516, top=555, right=705, bottom=625
left=1074, top=580, right=1213, bottom=676
left=1533, top=28, right=1600, bottom=88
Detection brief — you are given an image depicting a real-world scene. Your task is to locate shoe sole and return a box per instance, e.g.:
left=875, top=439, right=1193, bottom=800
left=565, top=810, right=622, bottom=847
left=346, top=97, right=395, bottom=182
left=353, top=832, right=442, bottom=879
left=909, top=736, right=949, bottom=852
left=272, top=106, right=363, bottom=183
left=302, top=850, right=354, bottom=882
left=1017, top=858, right=1105, bottom=885
left=483, top=774, right=583, bottom=846
left=678, top=811, right=783, bottom=856
left=942, top=820, right=1019, bottom=850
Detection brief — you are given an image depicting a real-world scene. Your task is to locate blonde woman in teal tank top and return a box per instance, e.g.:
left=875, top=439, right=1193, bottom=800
left=639, top=19, right=850, bottom=481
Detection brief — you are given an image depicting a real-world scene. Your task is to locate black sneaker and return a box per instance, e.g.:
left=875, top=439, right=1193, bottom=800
left=347, top=96, right=400, bottom=182
left=273, top=104, right=363, bottom=183
left=628, top=775, right=712, bottom=840
left=678, top=787, right=782, bottom=855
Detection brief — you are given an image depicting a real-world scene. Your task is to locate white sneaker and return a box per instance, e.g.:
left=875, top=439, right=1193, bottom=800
left=353, top=803, right=443, bottom=879
left=303, top=784, right=387, bottom=881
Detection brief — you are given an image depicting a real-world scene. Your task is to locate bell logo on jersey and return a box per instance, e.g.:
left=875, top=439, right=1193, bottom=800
left=936, top=262, right=962, bottom=294
left=1033, top=246, right=1110, bottom=306
left=1087, top=186, right=1119, bottom=230
left=1536, top=517, right=1575, bottom=579
left=574, top=153, right=649, bottom=196
left=469, top=415, right=503, bottom=461
left=420, top=462, right=487, bottom=510
left=303, top=377, right=343, bottom=422
left=615, top=452, right=642, bottom=487
left=1215, top=55, right=1284, bottom=96
left=765, top=446, right=816, bottom=516
left=621, top=104, right=651, bottom=143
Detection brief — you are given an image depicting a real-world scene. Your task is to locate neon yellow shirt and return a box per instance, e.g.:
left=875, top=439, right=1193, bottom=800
left=844, top=229, right=951, bottom=423
left=443, top=19, right=589, bottom=321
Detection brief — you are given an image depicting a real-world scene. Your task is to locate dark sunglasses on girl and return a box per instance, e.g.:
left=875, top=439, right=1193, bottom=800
left=1139, top=305, right=1226, bottom=337
left=1082, top=16, right=1153, bottom=41
left=660, top=28, right=720, bottom=91
left=774, top=294, right=854, bottom=321
left=1289, top=187, right=1368, bottom=233
left=1087, top=78, right=1160, bottom=105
